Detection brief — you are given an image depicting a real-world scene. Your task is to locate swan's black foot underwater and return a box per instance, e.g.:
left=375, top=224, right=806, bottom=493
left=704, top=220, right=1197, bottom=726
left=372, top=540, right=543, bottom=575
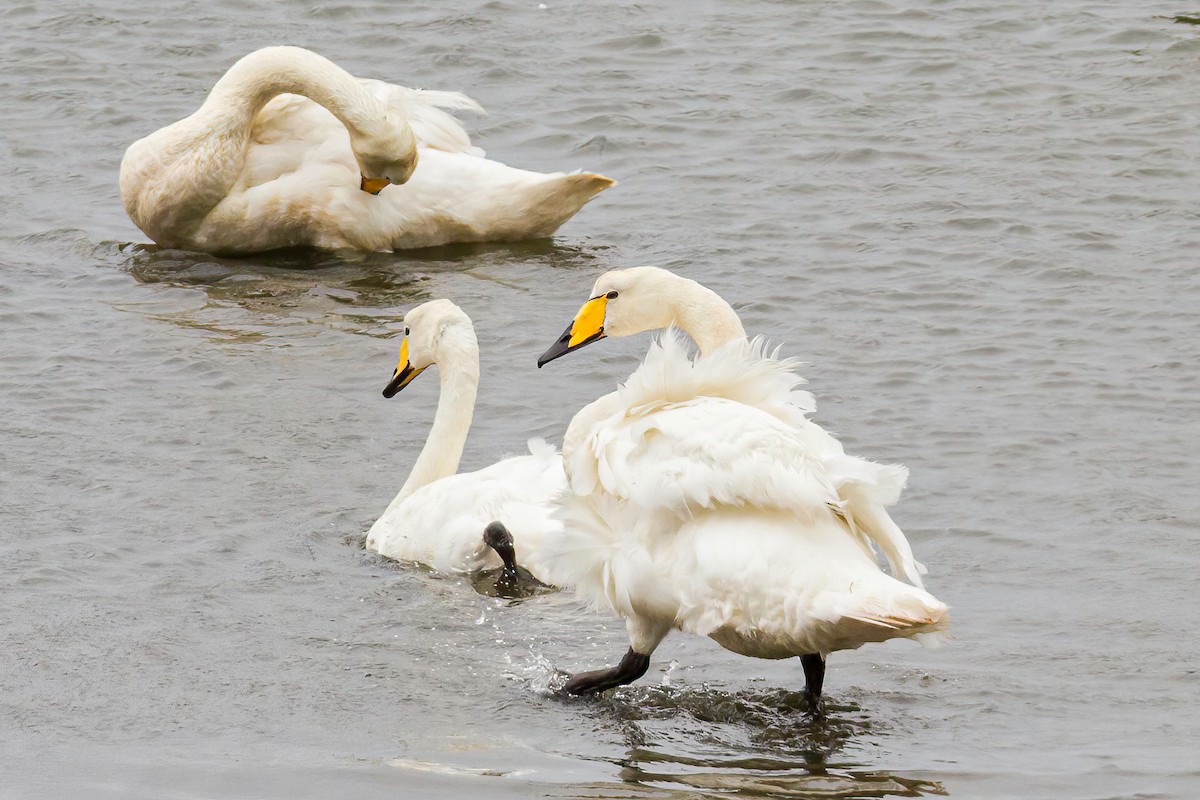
left=473, top=521, right=554, bottom=600
left=563, top=647, right=651, bottom=695
left=801, top=652, right=826, bottom=717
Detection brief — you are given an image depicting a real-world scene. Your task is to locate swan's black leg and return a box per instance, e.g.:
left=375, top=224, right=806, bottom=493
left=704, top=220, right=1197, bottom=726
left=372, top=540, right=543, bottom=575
left=801, top=653, right=826, bottom=714
left=564, top=648, right=651, bottom=695
left=483, top=521, right=520, bottom=579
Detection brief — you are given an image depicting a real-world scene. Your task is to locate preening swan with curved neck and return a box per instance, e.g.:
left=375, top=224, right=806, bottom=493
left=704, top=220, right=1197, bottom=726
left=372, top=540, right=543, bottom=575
left=537, top=267, right=946, bottom=708
left=120, top=46, right=614, bottom=254
left=364, top=299, right=563, bottom=591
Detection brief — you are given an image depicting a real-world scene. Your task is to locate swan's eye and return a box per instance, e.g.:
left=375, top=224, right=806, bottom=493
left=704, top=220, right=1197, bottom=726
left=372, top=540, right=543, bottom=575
left=404, top=326, right=410, bottom=336
left=606, top=290, right=619, bottom=300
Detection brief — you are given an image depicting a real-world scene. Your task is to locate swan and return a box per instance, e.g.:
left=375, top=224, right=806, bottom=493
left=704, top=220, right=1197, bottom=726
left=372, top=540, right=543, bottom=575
left=364, top=299, right=563, bottom=594
left=539, top=267, right=929, bottom=589
left=536, top=267, right=948, bottom=708
left=119, top=46, right=614, bottom=254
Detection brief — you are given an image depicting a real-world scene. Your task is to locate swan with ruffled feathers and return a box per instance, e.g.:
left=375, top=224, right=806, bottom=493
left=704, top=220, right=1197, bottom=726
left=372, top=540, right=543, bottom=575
left=536, top=267, right=948, bottom=709
left=119, top=46, right=613, bottom=254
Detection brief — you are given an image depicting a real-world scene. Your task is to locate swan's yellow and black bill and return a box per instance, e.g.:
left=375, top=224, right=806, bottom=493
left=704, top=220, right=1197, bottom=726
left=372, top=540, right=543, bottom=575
left=537, top=294, right=608, bottom=368
left=360, top=176, right=391, bottom=195
left=382, top=338, right=426, bottom=398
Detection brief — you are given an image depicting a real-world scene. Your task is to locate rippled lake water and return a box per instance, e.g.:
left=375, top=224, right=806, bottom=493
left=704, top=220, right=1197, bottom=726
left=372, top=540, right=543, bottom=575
left=2, top=1, right=1199, bottom=798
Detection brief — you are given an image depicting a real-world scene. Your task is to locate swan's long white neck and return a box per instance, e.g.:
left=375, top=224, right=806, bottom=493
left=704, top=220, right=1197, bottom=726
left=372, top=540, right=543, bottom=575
left=633, top=272, right=744, bottom=352
left=671, top=283, right=746, bottom=355
left=392, top=326, right=480, bottom=505
left=199, top=46, right=389, bottom=138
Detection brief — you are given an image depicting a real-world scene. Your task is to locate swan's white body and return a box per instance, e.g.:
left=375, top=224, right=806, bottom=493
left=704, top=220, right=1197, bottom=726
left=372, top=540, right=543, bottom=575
left=119, top=47, right=613, bottom=254
left=364, top=300, right=564, bottom=577
left=538, top=268, right=947, bottom=669
left=368, top=438, right=565, bottom=576
left=547, top=335, right=947, bottom=659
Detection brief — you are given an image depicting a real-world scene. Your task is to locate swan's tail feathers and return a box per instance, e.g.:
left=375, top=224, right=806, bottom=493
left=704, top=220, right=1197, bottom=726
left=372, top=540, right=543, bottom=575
left=841, top=608, right=948, bottom=633
left=838, top=608, right=950, bottom=650
left=812, top=578, right=949, bottom=653
left=506, top=172, right=615, bottom=240
left=566, top=172, right=617, bottom=197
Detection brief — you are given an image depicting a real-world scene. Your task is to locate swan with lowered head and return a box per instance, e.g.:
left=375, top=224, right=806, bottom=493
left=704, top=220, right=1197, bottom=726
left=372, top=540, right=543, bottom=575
left=536, top=267, right=948, bottom=709
left=120, top=46, right=614, bottom=254
left=365, top=299, right=562, bottom=593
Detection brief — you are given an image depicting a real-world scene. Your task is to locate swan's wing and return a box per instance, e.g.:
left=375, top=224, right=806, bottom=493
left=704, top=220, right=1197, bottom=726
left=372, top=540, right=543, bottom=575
left=571, top=396, right=842, bottom=522
left=563, top=333, right=837, bottom=518
left=367, top=451, right=565, bottom=575
left=782, top=416, right=926, bottom=587
left=560, top=333, right=928, bottom=586
left=824, top=454, right=927, bottom=587
left=250, top=93, right=342, bottom=142
left=361, top=79, right=485, bottom=156
left=616, top=333, right=818, bottom=424
left=355, top=147, right=611, bottom=250
left=238, top=94, right=354, bottom=191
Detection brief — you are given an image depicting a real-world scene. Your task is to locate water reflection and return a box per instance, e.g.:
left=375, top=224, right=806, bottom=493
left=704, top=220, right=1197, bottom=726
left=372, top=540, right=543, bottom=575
left=470, top=564, right=558, bottom=601
left=577, top=685, right=946, bottom=799
left=110, top=238, right=610, bottom=339
left=603, top=761, right=946, bottom=798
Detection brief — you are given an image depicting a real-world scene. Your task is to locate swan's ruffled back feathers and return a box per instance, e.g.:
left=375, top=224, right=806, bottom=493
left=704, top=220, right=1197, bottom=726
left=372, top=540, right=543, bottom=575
left=630, top=333, right=928, bottom=588
left=559, top=330, right=929, bottom=588
left=363, top=79, right=486, bottom=157
left=564, top=332, right=835, bottom=519
left=619, top=330, right=817, bottom=423
left=539, top=329, right=948, bottom=656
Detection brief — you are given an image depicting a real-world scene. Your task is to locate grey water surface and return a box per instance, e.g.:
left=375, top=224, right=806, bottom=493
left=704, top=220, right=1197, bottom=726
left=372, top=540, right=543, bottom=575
left=2, top=1, right=1199, bottom=798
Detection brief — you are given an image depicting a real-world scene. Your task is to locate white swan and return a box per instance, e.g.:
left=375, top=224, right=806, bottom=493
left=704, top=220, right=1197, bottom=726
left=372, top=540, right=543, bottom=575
left=540, top=267, right=929, bottom=588
left=365, top=299, right=563, bottom=589
left=536, top=267, right=948, bottom=707
left=119, top=46, right=614, bottom=254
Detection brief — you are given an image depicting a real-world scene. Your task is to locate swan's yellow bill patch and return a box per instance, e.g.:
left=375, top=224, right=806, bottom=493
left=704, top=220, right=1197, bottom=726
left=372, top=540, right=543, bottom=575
left=395, top=338, right=410, bottom=374
left=537, top=295, right=610, bottom=367
left=383, top=338, right=426, bottom=397
left=360, top=176, right=390, bottom=195
left=568, top=295, right=608, bottom=347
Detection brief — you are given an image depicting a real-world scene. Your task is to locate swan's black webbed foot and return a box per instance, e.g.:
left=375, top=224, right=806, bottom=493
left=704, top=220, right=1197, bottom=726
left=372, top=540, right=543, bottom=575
left=801, top=652, right=826, bottom=716
left=563, top=648, right=651, bottom=695
left=474, top=521, right=554, bottom=599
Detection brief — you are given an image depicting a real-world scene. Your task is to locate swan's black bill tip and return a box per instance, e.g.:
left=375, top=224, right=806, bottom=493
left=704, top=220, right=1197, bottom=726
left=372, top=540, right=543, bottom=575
left=538, top=324, right=604, bottom=368
left=383, top=364, right=420, bottom=398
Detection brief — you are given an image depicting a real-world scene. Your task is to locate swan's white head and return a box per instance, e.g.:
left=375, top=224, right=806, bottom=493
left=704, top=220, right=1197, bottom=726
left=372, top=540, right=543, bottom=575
left=538, top=267, right=744, bottom=366
left=354, top=112, right=419, bottom=195
left=383, top=299, right=475, bottom=397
